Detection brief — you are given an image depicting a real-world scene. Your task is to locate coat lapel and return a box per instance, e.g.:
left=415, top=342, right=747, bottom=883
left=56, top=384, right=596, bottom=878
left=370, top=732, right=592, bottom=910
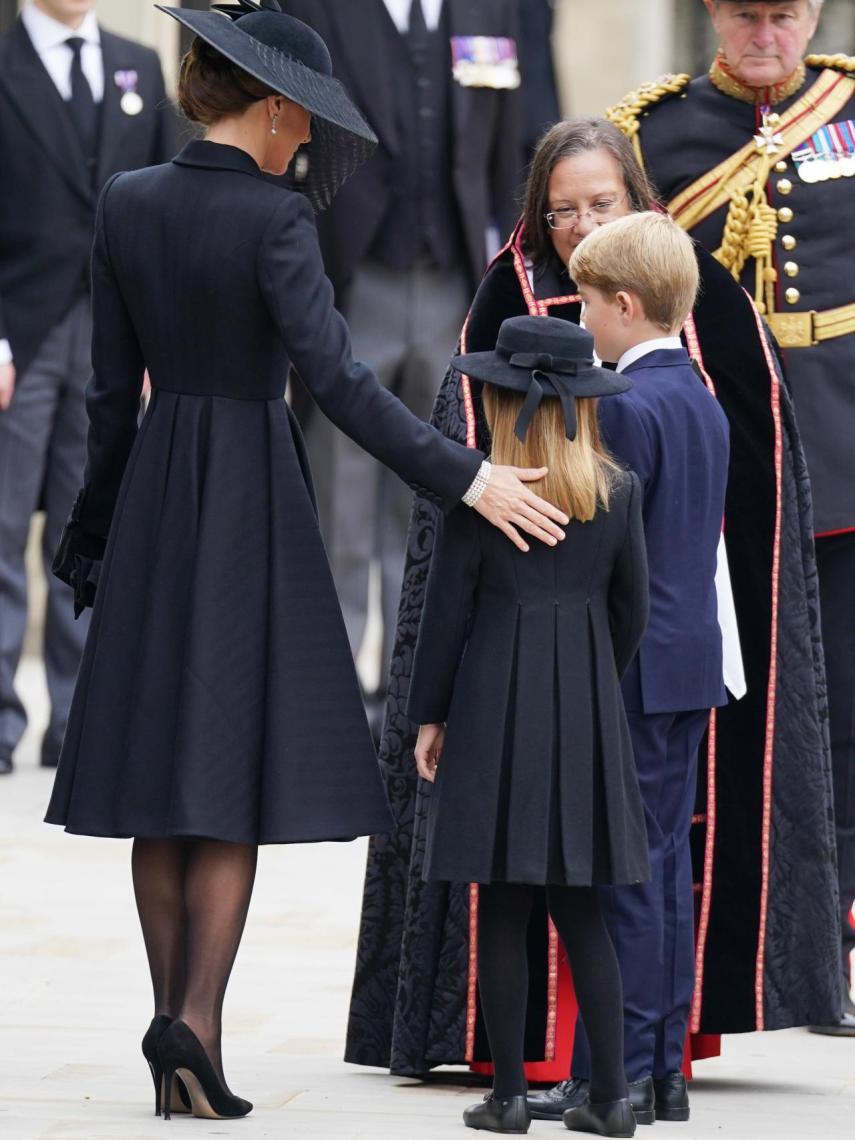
left=326, top=2, right=398, bottom=155
left=0, top=20, right=93, bottom=205
left=447, top=0, right=483, bottom=165
left=97, top=31, right=131, bottom=188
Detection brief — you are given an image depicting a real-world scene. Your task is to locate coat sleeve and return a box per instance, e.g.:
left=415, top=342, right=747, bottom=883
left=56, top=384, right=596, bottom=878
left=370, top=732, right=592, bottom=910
left=407, top=506, right=481, bottom=724
left=76, top=174, right=146, bottom=541
left=607, top=473, right=649, bottom=677
left=258, top=194, right=483, bottom=507
left=597, top=393, right=656, bottom=494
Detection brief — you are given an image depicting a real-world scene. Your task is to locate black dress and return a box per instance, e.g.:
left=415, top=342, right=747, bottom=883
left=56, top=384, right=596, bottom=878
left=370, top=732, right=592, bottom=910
left=407, top=470, right=650, bottom=887
left=44, top=140, right=482, bottom=844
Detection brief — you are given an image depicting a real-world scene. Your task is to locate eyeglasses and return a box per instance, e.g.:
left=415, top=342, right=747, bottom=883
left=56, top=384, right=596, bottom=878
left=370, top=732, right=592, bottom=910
left=545, top=193, right=629, bottom=231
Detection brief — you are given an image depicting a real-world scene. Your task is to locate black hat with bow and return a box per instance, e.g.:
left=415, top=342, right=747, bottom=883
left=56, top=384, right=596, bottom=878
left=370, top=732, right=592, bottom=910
left=451, top=316, right=631, bottom=443
left=157, top=1, right=378, bottom=211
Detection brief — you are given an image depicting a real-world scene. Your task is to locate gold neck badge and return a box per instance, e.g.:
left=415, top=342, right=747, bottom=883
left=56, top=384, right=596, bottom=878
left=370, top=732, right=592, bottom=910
left=709, top=52, right=807, bottom=106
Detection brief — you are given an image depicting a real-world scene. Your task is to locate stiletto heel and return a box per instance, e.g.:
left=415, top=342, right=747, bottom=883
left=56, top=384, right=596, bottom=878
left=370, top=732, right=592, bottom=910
left=141, top=1015, right=190, bottom=1117
left=162, top=1067, right=176, bottom=1122
left=157, top=1019, right=252, bottom=1121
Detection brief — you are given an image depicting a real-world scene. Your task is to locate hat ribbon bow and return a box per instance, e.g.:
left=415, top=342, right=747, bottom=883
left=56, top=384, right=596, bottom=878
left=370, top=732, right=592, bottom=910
left=508, top=353, right=584, bottom=443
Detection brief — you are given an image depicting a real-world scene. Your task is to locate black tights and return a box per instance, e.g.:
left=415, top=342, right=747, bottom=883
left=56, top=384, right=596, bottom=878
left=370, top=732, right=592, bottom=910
left=131, top=838, right=258, bottom=1084
left=477, top=883, right=627, bottom=1103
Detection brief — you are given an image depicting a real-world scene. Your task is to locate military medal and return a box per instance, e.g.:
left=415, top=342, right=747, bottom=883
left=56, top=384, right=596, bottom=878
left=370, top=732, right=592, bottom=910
left=114, top=69, right=144, bottom=116
left=451, top=36, right=520, bottom=90
left=754, top=106, right=784, bottom=155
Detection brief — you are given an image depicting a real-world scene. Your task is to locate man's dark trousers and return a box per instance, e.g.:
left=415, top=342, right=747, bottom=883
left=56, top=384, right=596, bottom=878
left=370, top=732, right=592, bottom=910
left=0, top=298, right=92, bottom=758
left=816, top=532, right=855, bottom=997
left=572, top=694, right=711, bottom=1081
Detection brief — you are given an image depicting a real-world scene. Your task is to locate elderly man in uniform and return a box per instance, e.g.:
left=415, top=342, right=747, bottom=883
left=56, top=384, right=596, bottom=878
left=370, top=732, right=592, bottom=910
left=608, top=0, right=855, bottom=1039
left=0, top=0, right=175, bottom=776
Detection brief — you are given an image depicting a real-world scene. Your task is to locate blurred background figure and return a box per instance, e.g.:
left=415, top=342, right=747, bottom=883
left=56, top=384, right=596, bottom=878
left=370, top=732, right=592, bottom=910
left=517, top=0, right=560, bottom=164
left=284, top=0, right=522, bottom=725
left=0, top=0, right=175, bottom=776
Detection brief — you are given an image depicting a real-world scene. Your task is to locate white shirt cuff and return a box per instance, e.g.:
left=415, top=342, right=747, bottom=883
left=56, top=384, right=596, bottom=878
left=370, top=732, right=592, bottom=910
left=0, top=340, right=12, bottom=367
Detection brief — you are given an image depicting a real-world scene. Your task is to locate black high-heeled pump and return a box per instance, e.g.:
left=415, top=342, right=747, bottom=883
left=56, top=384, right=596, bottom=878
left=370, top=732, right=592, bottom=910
left=141, top=1015, right=192, bottom=1117
left=158, top=1019, right=252, bottom=1121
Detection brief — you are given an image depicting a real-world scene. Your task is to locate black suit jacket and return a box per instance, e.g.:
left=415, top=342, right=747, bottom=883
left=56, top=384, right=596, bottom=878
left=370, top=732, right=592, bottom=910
left=284, top=0, right=522, bottom=298
left=0, top=19, right=176, bottom=375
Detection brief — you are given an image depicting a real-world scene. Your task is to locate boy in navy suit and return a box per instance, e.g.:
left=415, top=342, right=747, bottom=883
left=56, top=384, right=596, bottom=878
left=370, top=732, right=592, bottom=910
left=565, top=213, right=729, bottom=1124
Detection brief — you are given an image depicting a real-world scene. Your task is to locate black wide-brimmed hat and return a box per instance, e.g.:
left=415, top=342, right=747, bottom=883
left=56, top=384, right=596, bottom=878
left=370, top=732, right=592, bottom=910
left=157, top=0, right=378, bottom=211
left=452, top=316, right=631, bottom=443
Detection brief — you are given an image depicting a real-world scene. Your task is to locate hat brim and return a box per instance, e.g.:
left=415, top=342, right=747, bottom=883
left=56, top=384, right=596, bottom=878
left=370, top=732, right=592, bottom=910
left=449, top=350, right=632, bottom=399
left=158, top=7, right=378, bottom=210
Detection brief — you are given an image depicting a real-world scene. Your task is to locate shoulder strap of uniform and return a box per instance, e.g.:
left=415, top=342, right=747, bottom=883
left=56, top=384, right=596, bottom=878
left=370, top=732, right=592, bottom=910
left=605, top=74, right=692, bottom=166
left=805, top=53, right=855, bottom=76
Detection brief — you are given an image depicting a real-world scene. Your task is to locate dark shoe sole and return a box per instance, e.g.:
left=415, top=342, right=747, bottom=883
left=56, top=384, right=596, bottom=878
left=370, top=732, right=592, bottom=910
left=528, top=1106, right=568, bottom=1121
left=808, top=1024, right=855, bottom=1037
left=656, top=1106, right=690, bottom=1122
left=633, top=1108, right=655, bottom=1125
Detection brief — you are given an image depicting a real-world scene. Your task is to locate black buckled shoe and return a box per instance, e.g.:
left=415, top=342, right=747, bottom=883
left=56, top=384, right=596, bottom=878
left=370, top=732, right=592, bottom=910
left=463, top=1093, right=531, bottom=1134
left=563, top=1097, right=636, bottom=1137
left=628, top=1077, right=654, bottom=1126
left=527, top=1077, right=591, bottom=1120
left=653, top=1072, right=689, bottom=1121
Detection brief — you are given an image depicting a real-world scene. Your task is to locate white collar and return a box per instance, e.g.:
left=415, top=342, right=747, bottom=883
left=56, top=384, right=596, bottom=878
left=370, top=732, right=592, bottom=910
left=382, top=0, right=444, bottom=34
left=22, top=2, right=100, bottom=53
left=617, top=336, right=683, bottom=374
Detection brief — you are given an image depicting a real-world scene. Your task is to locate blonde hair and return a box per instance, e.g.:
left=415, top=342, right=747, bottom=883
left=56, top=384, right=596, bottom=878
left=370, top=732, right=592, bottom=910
left=482, top=387, right=619, bottom=523
left=569, top=212, right=699, bottom=333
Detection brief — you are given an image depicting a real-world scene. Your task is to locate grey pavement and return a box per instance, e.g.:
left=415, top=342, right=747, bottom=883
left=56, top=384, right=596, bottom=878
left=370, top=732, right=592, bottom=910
left=1, top=656, right=853, bottom=1140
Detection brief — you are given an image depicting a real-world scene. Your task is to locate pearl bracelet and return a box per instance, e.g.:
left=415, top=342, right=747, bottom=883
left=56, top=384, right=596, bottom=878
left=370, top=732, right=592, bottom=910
left=462, top=460, right=492, bottom=507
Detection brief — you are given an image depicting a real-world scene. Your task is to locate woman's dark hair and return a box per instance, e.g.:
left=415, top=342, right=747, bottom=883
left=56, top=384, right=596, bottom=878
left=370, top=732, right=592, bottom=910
left=521, top=118, right=659, bottom=267
left=178, top=36, right=278, bottom=126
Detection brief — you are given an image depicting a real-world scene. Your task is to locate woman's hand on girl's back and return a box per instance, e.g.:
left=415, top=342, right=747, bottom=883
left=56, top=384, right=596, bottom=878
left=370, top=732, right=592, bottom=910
left=415, top=723, right=446, bottom=783
left=475, top=466, right=568, bottom=553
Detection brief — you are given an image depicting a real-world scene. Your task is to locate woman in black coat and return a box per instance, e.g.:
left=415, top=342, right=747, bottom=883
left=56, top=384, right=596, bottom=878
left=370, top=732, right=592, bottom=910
left=45, top=1, right=569, bottom=1121
left=409, top=315, right=649, bottom=1136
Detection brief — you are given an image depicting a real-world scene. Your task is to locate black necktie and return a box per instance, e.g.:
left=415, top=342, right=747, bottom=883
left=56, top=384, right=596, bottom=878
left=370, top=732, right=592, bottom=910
left=65, top=37, right=98, bottom=159
left=407, top=0, right=429, bottom=49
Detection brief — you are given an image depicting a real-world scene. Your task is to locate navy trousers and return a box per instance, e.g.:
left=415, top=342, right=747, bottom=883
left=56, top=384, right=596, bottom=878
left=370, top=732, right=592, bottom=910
left=572, top=705, right=710, bottom=1082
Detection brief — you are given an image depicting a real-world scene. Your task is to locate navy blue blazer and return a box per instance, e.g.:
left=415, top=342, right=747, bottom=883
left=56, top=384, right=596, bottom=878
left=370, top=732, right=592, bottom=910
left=599, top=347, right=730, bottom=715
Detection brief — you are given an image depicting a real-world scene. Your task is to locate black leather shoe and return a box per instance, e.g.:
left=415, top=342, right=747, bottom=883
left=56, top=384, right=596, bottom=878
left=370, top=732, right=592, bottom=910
left=40, top=728, right=64, bottom=769
left=653, top=1072, right=689, bottom=1121
left=527, top=1077, right=591, bottom=1120
left=463, top=1093, right=531, bottom=1133
left=0, top=750, right=12, bottom=775
left=628, top=1077, right=654, bottom=1126
left=808, top=991, right=855, bottom=1037
left=563, top=1097, right=636, bottom=1137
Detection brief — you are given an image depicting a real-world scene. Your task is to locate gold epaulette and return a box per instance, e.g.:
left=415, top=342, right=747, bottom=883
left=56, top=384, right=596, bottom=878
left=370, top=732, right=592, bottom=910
left=805, top=53, right=855, bottom=75
left=605, top=74, right=691, bottom=166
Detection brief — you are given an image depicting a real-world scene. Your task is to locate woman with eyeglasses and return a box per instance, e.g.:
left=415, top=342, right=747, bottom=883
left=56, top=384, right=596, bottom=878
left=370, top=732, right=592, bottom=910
left=346, top=117, right=832, bottom=1104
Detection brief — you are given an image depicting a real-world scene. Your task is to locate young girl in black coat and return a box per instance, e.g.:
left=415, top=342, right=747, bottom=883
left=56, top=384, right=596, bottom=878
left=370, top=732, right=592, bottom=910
left=410, top=315, right=650, bottom=1137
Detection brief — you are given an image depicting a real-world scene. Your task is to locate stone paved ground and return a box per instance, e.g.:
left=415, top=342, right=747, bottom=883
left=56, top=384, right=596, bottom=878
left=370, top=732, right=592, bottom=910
left=1, top=659, right=853, bottom=1140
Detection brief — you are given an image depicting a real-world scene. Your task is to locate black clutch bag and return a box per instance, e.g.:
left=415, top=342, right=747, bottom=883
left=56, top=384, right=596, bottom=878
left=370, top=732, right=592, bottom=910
left=52, top=490, right=107, bottom=618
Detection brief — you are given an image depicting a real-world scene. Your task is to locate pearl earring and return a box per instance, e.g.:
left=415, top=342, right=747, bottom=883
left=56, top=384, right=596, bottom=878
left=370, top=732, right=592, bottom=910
left=271, top=114, right=278, bottom=136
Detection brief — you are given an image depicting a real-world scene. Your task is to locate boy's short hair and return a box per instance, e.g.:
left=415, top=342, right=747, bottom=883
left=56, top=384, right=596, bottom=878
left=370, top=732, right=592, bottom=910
left=569, top=212, right=700, bottom=333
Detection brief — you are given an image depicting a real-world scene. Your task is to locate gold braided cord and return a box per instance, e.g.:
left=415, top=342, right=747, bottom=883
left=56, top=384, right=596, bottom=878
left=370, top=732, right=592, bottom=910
left=605, top=74, right=692, bottom=167
left=805, top=53, right=855, bottom=74
left=714, top=151, right=779, bottom=314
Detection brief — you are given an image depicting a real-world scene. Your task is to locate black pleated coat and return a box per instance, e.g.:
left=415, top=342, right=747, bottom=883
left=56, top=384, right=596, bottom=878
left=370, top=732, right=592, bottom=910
left=45, top=139, right=482, bottom=844
left=408, top=472, right=650, bottom=887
